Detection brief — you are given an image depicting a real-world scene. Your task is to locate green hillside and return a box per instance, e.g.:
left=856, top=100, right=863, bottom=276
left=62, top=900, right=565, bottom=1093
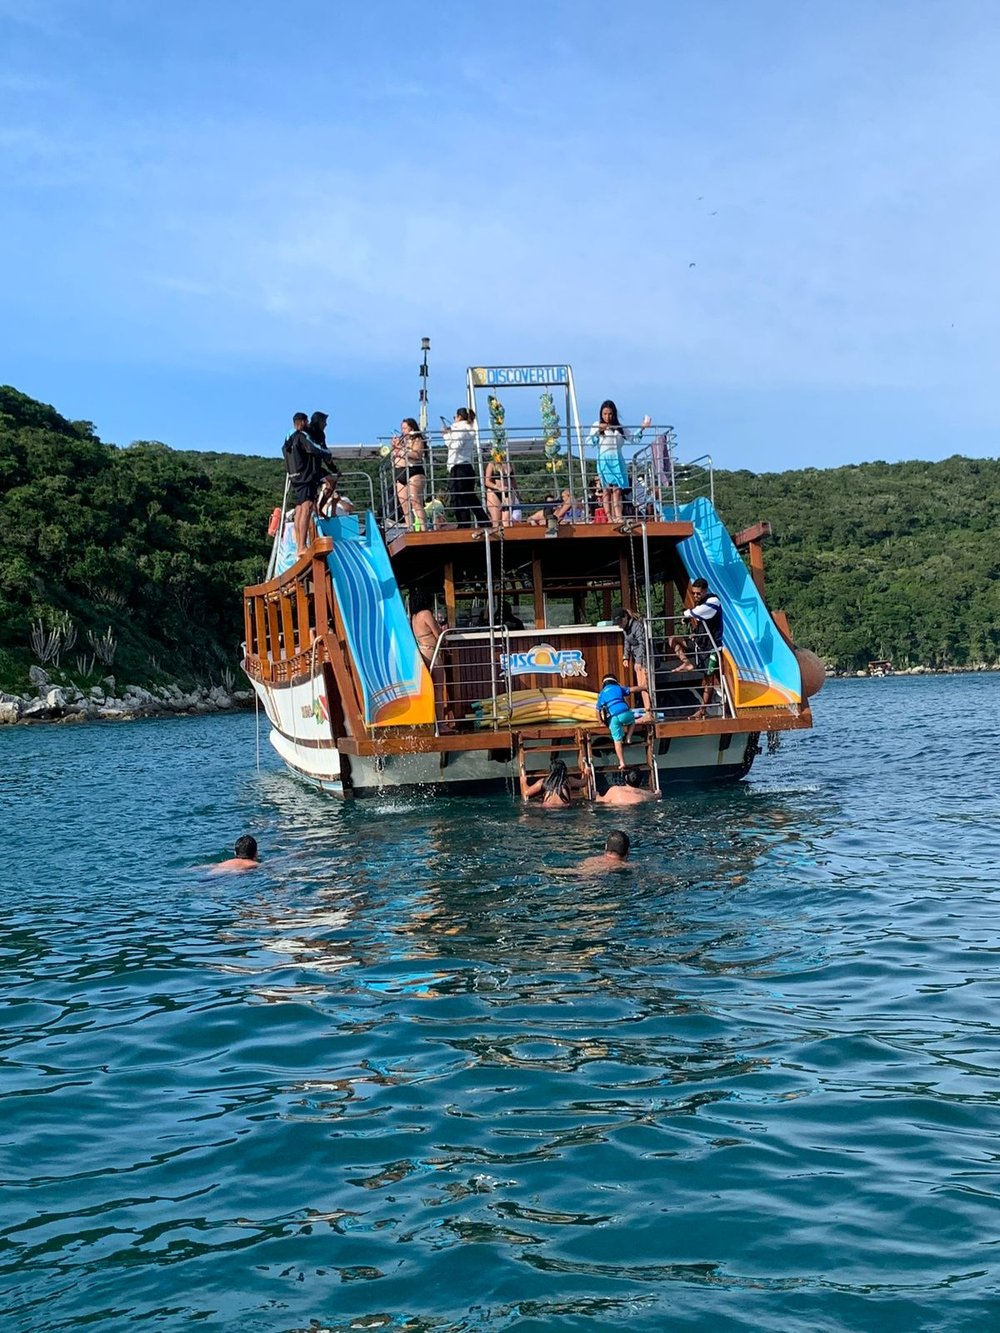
left=1, top=384, right=997, bottom=693
left=0, top=387, right=280, bottom=691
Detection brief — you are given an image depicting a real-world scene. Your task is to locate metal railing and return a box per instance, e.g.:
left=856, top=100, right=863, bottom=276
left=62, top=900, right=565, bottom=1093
left=644, top=614, right=731, bottom=720
left=373, top=423, right=709, bottom=532
left=427, top=626, right=514, bottom=734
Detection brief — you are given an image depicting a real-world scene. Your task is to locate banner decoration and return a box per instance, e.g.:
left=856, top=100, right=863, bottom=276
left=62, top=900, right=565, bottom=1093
left=540, top=391, right=563, bottom=472
left=488, top=394, right=507, bottom=464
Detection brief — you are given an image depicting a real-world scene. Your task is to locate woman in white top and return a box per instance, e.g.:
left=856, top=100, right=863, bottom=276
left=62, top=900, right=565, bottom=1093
left=443, top=407, right=489, bottom=528
left=588, top=400, right=650, bottom=523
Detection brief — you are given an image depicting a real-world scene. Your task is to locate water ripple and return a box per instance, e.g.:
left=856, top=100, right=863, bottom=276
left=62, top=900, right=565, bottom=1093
left=3, top=683, right=1000, bottom=1330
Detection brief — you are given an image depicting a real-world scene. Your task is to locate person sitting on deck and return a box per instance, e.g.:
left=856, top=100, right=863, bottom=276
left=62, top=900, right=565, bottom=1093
left=316, top=476, right=354, bottom=519
left=592, top=767, right=659, bottom=804
left=596, top=672, right=636, bottom=771
left=283, top=411, right=335, bottom=556
left=520, top=757, right=588, bottom=806
left=526, top=488, right=585, bottom=526
left=424, top=495, right=447, bottom=529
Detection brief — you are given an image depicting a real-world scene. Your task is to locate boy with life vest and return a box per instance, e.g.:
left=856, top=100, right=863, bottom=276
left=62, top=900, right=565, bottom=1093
left=596, top=672, right=636, bottom=770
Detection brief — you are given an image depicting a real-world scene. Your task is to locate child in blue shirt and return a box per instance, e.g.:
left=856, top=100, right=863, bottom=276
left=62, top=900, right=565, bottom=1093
left=596, top=673, right=636, bottom=770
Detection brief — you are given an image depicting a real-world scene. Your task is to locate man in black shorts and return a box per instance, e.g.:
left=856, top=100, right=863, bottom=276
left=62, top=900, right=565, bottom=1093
left=283, top=411, right=334, bottom=556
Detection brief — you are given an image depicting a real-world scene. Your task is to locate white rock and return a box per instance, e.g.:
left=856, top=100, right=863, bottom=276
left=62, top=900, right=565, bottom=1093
left=0, top=698, right=22, bottom=724
left=45, top=687, right=67, bottom=710
left=22, top=698, right=49, bottom=718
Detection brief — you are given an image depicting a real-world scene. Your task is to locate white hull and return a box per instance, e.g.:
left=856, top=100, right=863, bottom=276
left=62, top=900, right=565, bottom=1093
left=249, top=672, right=757, bottom=796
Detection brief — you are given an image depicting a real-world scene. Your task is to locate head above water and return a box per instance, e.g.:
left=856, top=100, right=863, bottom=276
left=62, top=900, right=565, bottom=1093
left=542, top=758, right=573, bottom=803
left=234, top=835, right=258, bottom=860
left=606, top=830, right=630, bottom=858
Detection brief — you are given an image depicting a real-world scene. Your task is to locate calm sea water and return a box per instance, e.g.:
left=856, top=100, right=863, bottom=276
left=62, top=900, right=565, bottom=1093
left=3, top=676, right=1000, bottom=1332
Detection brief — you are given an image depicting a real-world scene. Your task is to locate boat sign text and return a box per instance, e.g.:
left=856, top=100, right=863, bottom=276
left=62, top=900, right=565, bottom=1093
left=500, top=644, right=587, bottom=679
left=472, top=366, right=569, bottom=388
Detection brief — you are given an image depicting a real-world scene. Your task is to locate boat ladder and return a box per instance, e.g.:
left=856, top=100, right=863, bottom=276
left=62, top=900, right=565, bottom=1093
left=517, top=730, right=594, bottom=798
left=583, top=722, right=661, bottom=797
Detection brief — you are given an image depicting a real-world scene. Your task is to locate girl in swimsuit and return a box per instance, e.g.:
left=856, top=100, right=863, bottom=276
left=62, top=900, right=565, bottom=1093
left=520, top=758, right=588, bottom=806
left=392, top=417, right=428, bottom=531
left=588, top=400, right=650, bottom=524
left=484, top=453, right=520, bottom=530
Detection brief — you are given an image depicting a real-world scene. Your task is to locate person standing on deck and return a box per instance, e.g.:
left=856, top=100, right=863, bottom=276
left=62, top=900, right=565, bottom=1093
left=613, top=606, right=651, bottom=713
left=410, top=587, right=451, bottom=728
left=283, top=412, right=334, bottom=557
left=682, top=581, right=724, bottom=719
left=589, top=401, right=651, bottom=524
left=392, top=418, right=428, bottom=532
left=443, top=408, right=489, bottom=528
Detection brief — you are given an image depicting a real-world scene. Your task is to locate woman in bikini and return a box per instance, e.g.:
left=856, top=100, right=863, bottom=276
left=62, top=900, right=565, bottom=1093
left=410, top=587, right=452, bottom=728
left=520, top=757, right=588, bottom=806
left=392, top=417, right=428, bottom=531
left=484, top=451, right=520, bottom=530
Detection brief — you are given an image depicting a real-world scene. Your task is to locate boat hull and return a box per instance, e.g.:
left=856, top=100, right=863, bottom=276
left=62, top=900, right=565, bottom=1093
left=249, top=670, right=759, bottom=796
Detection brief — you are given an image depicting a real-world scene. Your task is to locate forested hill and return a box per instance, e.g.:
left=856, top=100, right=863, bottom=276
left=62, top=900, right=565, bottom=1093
left=713, top=457, right=1000, bottom=669
left=0, top=386, right=282, bottom=691
left=1, top=384, right=998, bottom=693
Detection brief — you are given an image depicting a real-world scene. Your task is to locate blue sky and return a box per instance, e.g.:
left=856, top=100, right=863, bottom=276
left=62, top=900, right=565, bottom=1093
left=2, top=0, right=998, bottom=470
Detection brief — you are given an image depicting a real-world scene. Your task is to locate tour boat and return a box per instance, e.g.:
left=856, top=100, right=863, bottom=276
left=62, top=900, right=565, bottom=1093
left=242, top=362, right=819, bottom=797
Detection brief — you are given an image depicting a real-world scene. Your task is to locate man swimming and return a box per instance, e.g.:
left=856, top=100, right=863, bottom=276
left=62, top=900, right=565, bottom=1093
left=592, top=769, right=659, bottom=805
left=213, top=835, right=260, bottom=873
left=576, top=830, right=631, bottom=873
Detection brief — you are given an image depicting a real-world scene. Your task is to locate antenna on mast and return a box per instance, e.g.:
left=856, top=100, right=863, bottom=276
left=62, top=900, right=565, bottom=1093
left=418, top=336, right=430, bottom=435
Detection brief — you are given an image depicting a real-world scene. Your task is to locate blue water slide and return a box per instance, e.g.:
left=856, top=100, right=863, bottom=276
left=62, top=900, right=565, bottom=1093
left=675, top=496, right=801, bottom=706
left=318, top=513, right=435, bottom=726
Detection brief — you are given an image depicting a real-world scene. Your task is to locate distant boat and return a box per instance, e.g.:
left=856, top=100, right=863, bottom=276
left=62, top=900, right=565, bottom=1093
left=868, top=659, right=894, bottom=677
left=242, top=360, right=820, bottom=797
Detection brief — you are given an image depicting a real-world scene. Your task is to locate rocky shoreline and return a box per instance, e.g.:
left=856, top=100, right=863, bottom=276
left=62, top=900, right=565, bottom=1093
left=0, top=669, right=253, bottom=725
